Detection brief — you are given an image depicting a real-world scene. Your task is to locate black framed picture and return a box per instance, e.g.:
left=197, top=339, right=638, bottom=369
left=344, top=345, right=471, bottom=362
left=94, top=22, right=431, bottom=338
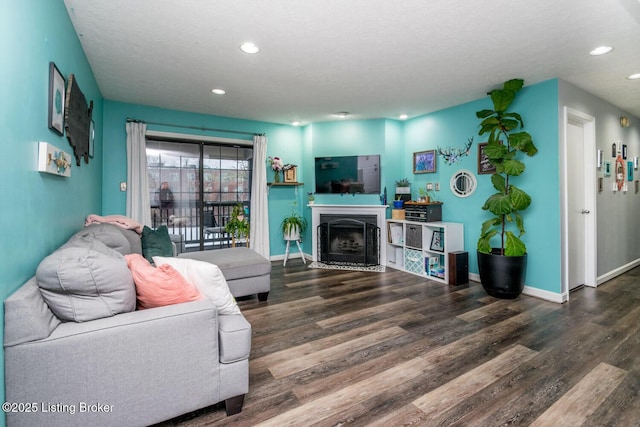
left=430, top=231, right=444, bottom=252
left=89, top=119, right=95, bottom=158
left=48, top=62, right=65, bottom=135
left=478, top=142, right=497, bottom=174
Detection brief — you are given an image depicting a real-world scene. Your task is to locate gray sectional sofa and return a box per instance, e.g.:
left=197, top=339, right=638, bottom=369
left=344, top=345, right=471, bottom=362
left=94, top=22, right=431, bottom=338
left=3, top=223, right=257, bottom=427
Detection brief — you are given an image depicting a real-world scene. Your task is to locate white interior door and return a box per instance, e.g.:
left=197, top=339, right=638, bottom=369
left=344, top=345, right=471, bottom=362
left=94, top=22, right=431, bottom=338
left=563, top=107, right=597, bottom=297
left=567, top=120, right=586, bottom=290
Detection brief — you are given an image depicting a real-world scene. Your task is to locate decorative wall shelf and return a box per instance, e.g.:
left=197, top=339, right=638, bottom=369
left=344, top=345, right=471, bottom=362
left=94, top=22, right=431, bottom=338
left=267, top=182, right=304, bottom=195
left=267, top=182, right=304, bottom=186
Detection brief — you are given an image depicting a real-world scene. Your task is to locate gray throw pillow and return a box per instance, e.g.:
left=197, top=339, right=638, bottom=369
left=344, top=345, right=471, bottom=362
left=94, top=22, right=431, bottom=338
left=36, top=237, right=136, bottom=322
left=70, top=223, right=132, bottom=255
left=141, top=225, right=174, bottom=263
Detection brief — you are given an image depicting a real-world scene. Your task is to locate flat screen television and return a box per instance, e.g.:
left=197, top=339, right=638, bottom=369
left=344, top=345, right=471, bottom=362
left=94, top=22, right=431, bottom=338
left=314, top=155, right=381, bottom=194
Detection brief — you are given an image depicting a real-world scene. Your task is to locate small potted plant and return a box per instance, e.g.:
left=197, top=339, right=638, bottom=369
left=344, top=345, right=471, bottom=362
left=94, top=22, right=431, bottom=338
left=394, top=178, right=411, bottom=196
left=307, top=192, right=315, bottom=205
left=224, top=203, right=250, bottom=247
left=418, top=188, right=430, bottom=202
left=393, top=195, right=404, bottom=208
left=281, top=208, right=308, bottom=241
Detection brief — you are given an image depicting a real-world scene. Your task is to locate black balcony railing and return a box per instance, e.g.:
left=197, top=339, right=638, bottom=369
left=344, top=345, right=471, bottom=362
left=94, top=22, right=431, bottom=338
left=150, top=201, right=249, bottom=252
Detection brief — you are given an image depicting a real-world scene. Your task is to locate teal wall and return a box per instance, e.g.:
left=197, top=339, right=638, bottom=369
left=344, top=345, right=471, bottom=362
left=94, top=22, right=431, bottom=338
left=0, top=0, right=104, bottom=422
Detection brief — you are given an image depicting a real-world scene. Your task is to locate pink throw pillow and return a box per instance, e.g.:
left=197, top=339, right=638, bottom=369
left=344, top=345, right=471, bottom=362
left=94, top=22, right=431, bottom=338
left=125, top=254, right=202, bottom=309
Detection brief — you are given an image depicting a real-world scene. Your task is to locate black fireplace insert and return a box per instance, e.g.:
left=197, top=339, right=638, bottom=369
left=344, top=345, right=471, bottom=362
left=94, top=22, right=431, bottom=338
left=318, top=215, right=380, bottom=266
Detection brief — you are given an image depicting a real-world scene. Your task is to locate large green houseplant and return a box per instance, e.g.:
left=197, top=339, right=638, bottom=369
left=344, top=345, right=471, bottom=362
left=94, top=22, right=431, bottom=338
left=476, top=78, right=538, bottom=298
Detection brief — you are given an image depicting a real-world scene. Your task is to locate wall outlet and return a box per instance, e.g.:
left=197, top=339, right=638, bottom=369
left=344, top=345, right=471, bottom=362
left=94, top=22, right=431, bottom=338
left=120, top=182, right=127, bottom=192
left=434, top=182, right=440, bottom=191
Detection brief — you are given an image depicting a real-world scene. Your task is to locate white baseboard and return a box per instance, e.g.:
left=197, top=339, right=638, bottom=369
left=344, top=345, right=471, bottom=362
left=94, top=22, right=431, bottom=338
left=522, top=286, right=567, bottom=303
left=270, top=253, right=312, bottom=262
left=597, top=258, right=640, bottom=285
left=469, top=273, right=566, bottom=303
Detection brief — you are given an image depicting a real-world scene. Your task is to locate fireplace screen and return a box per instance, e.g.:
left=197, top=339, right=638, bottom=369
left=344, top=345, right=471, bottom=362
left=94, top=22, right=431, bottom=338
left=318, top=217, right=380, bottom=266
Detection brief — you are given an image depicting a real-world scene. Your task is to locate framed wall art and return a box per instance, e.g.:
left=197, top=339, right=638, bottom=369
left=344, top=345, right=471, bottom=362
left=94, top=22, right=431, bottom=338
left=430, top=231, right=444, bottom=252
left=89, top=119, right=95, bottom=158
left=283, top=165, right=297, bottom=182
left=477, top=142, right=497, bottom=174
left=38, top=141, right=71, bottom=177
left=413, top=150, right=436, bottom=174
left=48, top=62, right=65, bottom=135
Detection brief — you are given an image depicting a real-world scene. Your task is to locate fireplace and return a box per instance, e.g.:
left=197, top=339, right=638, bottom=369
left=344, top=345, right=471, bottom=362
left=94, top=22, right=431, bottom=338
left=318, top=215, right=379, bottom=266
left=310, top=204, right=388, bottom=267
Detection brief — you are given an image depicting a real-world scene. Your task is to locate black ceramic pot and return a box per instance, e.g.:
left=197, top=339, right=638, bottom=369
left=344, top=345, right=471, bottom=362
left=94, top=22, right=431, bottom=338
left=477, top=249, right=527, bottom=299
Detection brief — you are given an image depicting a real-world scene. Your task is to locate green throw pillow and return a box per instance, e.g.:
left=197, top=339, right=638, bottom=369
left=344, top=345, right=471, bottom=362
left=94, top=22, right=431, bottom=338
left=141, top=225, right=174, bottom=263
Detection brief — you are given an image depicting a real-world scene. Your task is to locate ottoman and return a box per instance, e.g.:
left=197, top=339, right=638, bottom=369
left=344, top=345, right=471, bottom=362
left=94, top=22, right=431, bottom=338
left=179, top=247, right=271, bottom=301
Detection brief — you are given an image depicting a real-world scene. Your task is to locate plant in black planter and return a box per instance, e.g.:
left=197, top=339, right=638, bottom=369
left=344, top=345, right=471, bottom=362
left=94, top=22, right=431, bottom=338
left=476, top=79, right=538, bottom=299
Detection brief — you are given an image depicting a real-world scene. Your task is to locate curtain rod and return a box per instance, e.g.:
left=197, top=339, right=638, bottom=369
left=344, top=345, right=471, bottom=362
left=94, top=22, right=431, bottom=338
left=126, top=118, right=265, bottom=137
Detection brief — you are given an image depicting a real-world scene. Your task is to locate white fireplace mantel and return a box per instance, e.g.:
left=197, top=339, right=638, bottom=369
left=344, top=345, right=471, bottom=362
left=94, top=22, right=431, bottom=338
left=309, top=204, right=389, bottom=264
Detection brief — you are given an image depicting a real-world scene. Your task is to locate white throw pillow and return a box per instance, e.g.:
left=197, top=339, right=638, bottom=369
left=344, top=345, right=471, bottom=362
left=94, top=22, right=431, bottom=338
left=152, top=256, right=240, bottom=315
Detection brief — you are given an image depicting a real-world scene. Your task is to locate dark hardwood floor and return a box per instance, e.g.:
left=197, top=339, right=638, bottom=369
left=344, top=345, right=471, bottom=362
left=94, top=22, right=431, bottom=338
left=159, top=261, right=640, bottom=426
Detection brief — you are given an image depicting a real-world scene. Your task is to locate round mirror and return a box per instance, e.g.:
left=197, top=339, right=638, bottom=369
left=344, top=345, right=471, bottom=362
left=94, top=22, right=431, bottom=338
left=450, top=169, right=477, bottom=198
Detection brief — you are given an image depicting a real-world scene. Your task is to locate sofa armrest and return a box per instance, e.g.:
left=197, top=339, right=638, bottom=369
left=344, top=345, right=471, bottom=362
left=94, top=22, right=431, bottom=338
left=218, top=314, right=251, bottom=363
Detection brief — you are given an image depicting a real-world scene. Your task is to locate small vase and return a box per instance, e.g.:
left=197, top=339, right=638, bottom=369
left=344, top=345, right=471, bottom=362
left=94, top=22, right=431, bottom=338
left=273, top=170, right=280, bottom=183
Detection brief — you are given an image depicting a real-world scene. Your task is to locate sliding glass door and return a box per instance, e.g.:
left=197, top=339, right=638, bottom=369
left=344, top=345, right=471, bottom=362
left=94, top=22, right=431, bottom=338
left=146, top=139, right=252, bottom=252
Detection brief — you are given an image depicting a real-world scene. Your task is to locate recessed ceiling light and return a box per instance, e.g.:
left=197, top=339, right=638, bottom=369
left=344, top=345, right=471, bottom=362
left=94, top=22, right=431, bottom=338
left=589, top=46, right=613, bottom=56
left=627, top=73, right=640, bottom=80
left=240, top=42, right=260, bottom=54
left=399, top=114, right=409, bottom=120
left=291, top=121, right=301, bottom=126
left=211, top=88, right=226, bottom=95
left=333, top=112, right=349, bottom=119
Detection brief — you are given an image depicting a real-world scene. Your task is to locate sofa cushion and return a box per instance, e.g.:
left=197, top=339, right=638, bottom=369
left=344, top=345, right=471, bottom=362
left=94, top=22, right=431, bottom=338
left=120, top=228, right=143, bottom=255
left=141, top=225, right=174, bottom=262
left=125, top=254, right=203, bottom=309
left=153, top=256, right=240, bottom=315
left=36, top=237, right=136, bottom=322
left=178, top=247, right=271, bottom=280
left=69, top=223, right=133, bottom=255
left=4, top=278, right=61, bottom=347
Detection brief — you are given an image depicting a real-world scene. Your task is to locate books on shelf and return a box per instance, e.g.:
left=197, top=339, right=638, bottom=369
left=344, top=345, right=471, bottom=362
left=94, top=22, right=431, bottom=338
left=388, top=223, right=403, bottom=245
left=425, top=256, right=445, bottom=279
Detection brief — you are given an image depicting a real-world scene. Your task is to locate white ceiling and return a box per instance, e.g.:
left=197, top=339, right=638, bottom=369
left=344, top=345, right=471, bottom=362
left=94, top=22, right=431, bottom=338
left=63, top=0, right=640, bottom=125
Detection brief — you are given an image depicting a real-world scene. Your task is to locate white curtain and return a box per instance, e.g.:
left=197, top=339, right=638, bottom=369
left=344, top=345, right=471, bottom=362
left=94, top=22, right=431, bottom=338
left=250, top=135, right=270, bottom=259
left=125, top=122, right=152, bottom=226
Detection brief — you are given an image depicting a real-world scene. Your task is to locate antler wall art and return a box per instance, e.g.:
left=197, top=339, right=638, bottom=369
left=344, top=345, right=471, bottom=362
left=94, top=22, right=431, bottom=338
left=436, top=137, right=474, bottom=165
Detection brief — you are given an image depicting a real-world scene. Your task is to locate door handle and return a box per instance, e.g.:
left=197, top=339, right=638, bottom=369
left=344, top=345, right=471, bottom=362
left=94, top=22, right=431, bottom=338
left=581, top=209, right=590, bottom=214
